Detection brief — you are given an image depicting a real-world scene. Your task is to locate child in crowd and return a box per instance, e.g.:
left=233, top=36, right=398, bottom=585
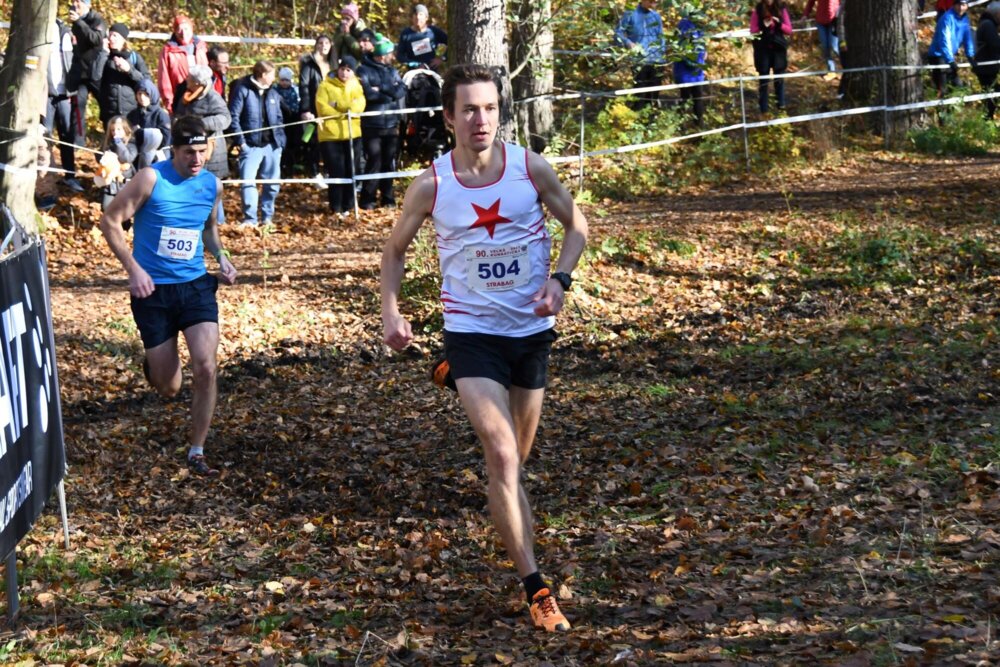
left=276, top=67, right=303, bottom=177
left=316, top=55, right=366, bottom=219
left=97, top=115, right=138, bottom=227
left=127, top=79, right=171, bottom=168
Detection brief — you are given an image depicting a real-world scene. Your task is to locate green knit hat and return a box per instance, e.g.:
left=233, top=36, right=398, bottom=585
left=373, top=33, right=394, bottom=57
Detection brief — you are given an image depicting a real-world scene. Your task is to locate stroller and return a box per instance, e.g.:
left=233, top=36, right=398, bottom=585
left=400, top=66, right=450, bottom=160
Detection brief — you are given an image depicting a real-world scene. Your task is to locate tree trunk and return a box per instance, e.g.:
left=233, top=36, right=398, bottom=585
left=0, top=0, right=57, bottom=236
left=447, top=0, right=516, bottom=142
left=844, top=0, right=923, bottom=145
left=510, top=0, right=554, bottom=153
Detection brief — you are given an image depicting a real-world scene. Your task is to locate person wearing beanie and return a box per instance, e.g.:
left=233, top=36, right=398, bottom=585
left=357, top=34, right=406, bottom=210
left=334, top=3, right=369, bottom=61
left=397, top=3, right=447, bottom=71
left=315, top=56, right=366, bottom=218
left=157, top=13, right=208, bottom=113
left=172, top=65, right=231, bottom=194
left=127, top=78, right=171, bottom=169
left=99, top=114, right=237, bottom=479
left=358, top=29, right=376, bottom=55
left=66, top=0, right=108, bottom=191
left=97, top=22, right=151, bottom=127
left=275, top=67, right=303, bottom=178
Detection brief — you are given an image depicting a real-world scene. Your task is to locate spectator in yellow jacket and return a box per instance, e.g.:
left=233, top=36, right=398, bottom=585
left=316, top=55, right=366, bottom=218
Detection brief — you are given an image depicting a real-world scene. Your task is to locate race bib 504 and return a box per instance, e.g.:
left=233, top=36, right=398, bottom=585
left=465, top=243, right=531, bottom=292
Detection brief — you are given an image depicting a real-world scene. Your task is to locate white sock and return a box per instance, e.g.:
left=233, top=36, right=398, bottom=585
left=188, top=445, right=204, bottom=459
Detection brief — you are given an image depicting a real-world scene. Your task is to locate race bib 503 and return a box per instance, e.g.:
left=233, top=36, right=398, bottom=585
left=156, top=227, right=200, bottom=261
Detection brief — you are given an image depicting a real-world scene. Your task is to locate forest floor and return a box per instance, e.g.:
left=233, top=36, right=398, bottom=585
left=1, top=146, right=999, bottom=666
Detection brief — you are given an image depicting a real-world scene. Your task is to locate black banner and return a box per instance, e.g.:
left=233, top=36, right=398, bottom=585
left=0, top=220, right=66, bottom=560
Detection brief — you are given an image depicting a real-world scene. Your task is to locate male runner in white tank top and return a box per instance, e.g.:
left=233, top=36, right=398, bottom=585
left=380, top=64, right=587, bottom=632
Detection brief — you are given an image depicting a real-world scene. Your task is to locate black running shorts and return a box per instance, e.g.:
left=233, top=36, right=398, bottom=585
left=443, top=328, right=557, bottom=390
left=130, top=273, right=219, bottom=349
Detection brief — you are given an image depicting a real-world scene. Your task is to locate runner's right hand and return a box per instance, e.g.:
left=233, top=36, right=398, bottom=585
left=128, top=265, right=156, bottom=299
left=382, top=313, right=413, bottom=351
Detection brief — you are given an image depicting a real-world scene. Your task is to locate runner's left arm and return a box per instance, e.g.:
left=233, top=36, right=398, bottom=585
left=202, top=178, right=237, bottom=285
left=527, top=151, right=589, bottom=317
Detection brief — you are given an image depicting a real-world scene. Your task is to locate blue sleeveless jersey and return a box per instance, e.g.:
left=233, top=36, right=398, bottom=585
left=132, top=161, right=218, bottom=284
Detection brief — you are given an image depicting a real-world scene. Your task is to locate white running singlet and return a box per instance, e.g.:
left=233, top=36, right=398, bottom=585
left=431, top=143, right=554, bottom=336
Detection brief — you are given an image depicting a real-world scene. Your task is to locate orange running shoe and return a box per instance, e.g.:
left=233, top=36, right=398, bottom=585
left=431, top=358, right=457, bottom=391
left=529, top=588, right=571, bottom=632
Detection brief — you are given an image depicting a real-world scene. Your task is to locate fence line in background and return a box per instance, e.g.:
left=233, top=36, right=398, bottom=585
left=0, top=0, right=987, bottom=48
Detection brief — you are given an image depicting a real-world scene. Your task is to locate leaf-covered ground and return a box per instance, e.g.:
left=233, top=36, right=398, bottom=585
left=3, top=150, right=999, bottom=665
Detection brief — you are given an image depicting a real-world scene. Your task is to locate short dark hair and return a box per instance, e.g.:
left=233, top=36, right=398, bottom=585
left=441, top=64, right=499, bottom=115
left=252, top=60, right=275, bottom=78
left=171, top=115, right=209, bottom=146
left=207, top=45, right=228, bottom=62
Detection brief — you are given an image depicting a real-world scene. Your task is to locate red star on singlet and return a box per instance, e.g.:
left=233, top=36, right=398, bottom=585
left=469, top=199, right=512, bottom=239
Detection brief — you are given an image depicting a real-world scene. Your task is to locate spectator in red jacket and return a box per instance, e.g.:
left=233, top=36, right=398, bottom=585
left=156, top=14, right=208, bottom=113
left=803, top=0, right=841, bottom=73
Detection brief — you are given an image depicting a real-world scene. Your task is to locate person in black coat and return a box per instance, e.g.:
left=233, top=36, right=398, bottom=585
left=126, top=78, right=171, bottom=169
left=357, top=35, right=407, bottom=209
left=67, top=0, right=107, bottom=155
left=975, top=2, right=1000, bottom=117
left=97, top=23, right=150, bottom=128
left=298, top=35, right=333, bottom=184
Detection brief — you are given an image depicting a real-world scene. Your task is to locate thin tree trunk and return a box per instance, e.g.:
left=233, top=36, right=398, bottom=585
left=510, top=0, right=554, bottom=153
left=447, top=0, right=515, bottom=142
left=0, top=0, right=57, bottom=235
left=844, top=0, right=923, bottom=145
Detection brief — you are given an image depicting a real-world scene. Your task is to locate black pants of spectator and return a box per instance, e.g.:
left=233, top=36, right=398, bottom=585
left=755, top=51, right=788, bottom=113
left=680, top=84, right=706, bottom=125
left=73, top=86, right=95, bottom=148
left=281, top=122, right=304, bottom=176
left=632, top=64, right=663, bottom=107
left=360, top=132, right=400, bottom=209
left=976, top=66, right=1000, bottom=118
left=303, top=128, right=322, bottom=178
left=321, top=138, right=361, bottom=214
left=43, top=95, right=76, bottom=177
left=928, top=55, right=961, bottom=97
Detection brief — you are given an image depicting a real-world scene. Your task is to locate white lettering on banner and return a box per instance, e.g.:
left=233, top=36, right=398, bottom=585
left=0, top=461, right=32, bottom=534
left=1, top=302, right=27, bottom=456
left=0, top=283, right=56, bottom=461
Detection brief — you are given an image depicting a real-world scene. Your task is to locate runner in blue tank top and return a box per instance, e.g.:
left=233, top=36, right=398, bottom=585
left=99, top=116, right=237, bottom=477
left=380, top=64, right=588, bottom=633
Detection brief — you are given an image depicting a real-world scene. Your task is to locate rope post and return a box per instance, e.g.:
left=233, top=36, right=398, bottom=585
left=577, top=93, right=586, bottom=193
left=348, top=111, right=359, bottom=219
left=5, top=550, right=17, bottom=622
left=882, top=66, right=890, bottom=148
left=739, top=77, right=751, bottom=176
left=58, top=480, right=69, bottom=549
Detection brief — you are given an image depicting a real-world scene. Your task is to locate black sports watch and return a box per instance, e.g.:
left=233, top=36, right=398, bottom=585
left=551, top=272, right=573, bottom=290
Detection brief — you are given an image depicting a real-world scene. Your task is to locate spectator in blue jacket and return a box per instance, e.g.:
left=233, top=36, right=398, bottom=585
left=928, top=0, right=975, bottom=97
left=229, top=60, right=287, bottom=227
left=615, top=0, right=667, bottom=107
left=397, top=4, right=447, bottom=71
left=357, top=34, right=407, bottom=210
left=673, top=12, right=707, bottom=124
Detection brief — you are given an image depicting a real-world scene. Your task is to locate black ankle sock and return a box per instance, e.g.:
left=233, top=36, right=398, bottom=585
left=523, top=572, right=549, bottom=604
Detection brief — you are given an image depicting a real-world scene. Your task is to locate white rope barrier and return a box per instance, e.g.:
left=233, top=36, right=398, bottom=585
left=9, top=59, right=998, bottom=189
